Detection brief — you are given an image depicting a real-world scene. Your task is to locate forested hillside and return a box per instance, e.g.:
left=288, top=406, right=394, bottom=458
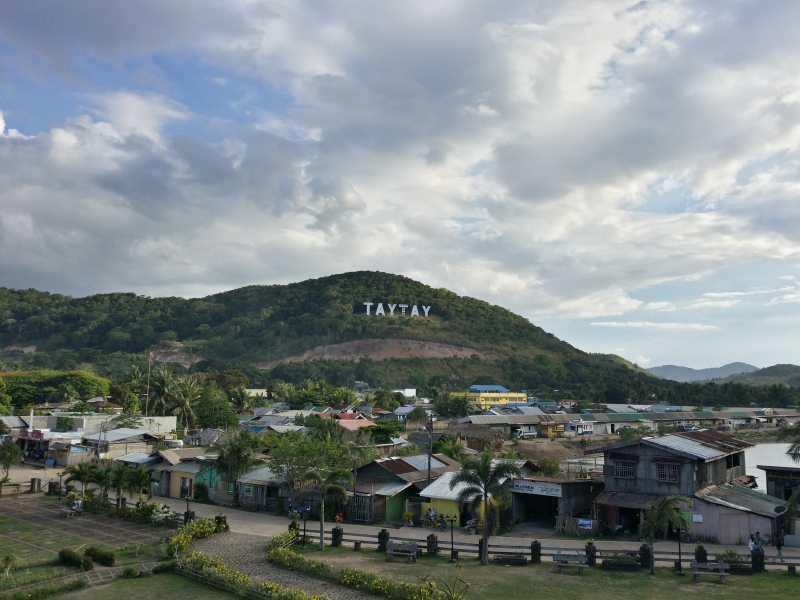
left=1, top=271, right=798, bottom=407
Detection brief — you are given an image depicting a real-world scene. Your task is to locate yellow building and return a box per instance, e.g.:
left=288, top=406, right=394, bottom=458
left=449, top=385, right=527, bottom=410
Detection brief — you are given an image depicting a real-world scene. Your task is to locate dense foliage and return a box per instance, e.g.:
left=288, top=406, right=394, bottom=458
left=0, top=370, right=109, bottom=409
left=1, top=272, right=798, bottom=406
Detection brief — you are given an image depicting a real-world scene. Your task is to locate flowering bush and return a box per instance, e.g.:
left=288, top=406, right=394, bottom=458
left=267, top=548, right=445, bottom=600
left=168, top=518, right=222, bottom=556
left=267, top=530, right=298, bottom=552
left=179, top=552, right=328, bottom=600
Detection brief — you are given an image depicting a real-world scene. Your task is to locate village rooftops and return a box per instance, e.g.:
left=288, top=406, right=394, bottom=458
left=238, top=466, right=283, bottom=485
left=337, top=418, right=376, bottom=432
left=116, top=452, right=160, bottom=465
left=469, top=384, right=510, bottom=393
left=82, top=428, right=161, bottom=443
left=371, top=453, right=460, bottom=483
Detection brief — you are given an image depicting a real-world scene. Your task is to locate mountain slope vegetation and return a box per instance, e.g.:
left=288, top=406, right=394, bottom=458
left=1, top=271, right=798, bottom=406
left=647, top=362, right=759, bottom=383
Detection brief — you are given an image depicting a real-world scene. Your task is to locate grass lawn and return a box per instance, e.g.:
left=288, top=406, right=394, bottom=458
left=56, top=573, right=235, bottom=599
left=292, top=545, right=799, bottom=600
left=0, top=564, right=72, bottom=592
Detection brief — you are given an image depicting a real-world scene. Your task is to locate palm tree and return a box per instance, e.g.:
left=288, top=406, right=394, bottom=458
left=640, top=496, right=689, bottom=574
left=346, top=434, right=376, bottom=496
left=150, top=366, right=175, bottom=416
left=172, top=375, right=201, bottom=430
left=778, top=423, right=800, bottom=462
left=215, top=431, right=260, bottom=505
left=109, top=462, right=130, bottom=507
left=124, top=465, right=153, bottom=503
left=64, top=462, right=97, bottom=499
left=90, top=461, right=113, bottom=501
left=437, top=438, right=467, bottom=463
left=449, top=451, right=521, bottom=564
left=229, top=387, right=254, bottom=414
left=302, top=467, right=352, bottom=551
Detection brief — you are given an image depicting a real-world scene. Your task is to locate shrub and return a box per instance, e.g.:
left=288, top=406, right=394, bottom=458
left=267, top=547, right=446, bottom=600
left=85, top=546, right=115, bottom=567
left=694, top=545, right=707, bottom=564
left=168, top=517, right=220, bottom=556
left=601, top=554, right=640, bottom=571
left=122, top=566, right=139, bottom=578
left=81, top=555, right=94, bottom=571
left=267, top=530, right=298, bottom=552
left=58, top=549, right=83, bottom=568
left=179, top=552, right=327, bottom=600
left=10, top=578, right=86, bottom=600
left=377, top=529, right=389, bottom=553
left=152, top=560, right=176, bottom=574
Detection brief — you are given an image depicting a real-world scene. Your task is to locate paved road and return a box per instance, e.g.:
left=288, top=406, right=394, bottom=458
left=158, top=497, right=800, bottom=561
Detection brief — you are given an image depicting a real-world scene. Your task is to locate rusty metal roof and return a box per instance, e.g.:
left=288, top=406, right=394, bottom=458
left=672, top=430, right=753, bottom=452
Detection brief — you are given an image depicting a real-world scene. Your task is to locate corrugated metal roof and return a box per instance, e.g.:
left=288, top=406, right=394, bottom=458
left=695, top=484, right=787, bottom=518
left=116, top=452, right=157, bottom=465
left=645, top=434, right=726, bottom=460
left=238, top=466, right=282, bottom=484
left=419, top=471, right=467, bottom=501
left=83, top=428, right=156, bottom=443
left=374, top=481, right=413, bottom=497
left=673, top=430, right=752, bottom=452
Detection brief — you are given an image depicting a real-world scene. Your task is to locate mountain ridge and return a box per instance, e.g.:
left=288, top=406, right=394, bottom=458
left=647, top=362, right=759, bottom=383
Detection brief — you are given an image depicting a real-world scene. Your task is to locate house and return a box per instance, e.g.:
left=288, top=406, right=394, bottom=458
left=590, top=430, right=754, bottom=536
left=449, top=385, right=528, bottom=410
left=237, top=466, right=287, bottom=512
left=82, top=428, right=162, bottom=459
left=691, top=484, right=788, bottom=544
left=418, top=459, right=538, bottom=525
left=336, top=417, right=376, bottom=437
left=350, top=453, right=460, bottom=523
left=758, top=463, right=800, bottom=501
left=185, top=428, right=224, bottom=447
left=152, top=448, right=210, bottom=499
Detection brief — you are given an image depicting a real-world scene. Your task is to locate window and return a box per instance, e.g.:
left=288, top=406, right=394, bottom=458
left=613, top=461, right=636, bottom=479
left=656, top=462, right=679, bottom=483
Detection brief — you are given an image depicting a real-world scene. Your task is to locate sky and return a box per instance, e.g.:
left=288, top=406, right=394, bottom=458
left=2, top=1, right=800, bottom=370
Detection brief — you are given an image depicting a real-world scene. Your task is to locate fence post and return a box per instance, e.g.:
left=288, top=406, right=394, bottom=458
left=426, top=534, right=439, bottom=557
left=377, top=529, right=389, bottom=552
left=530, top=541, right=541, bottom=564
left=332, top=526, right=343, bottom=547
left=585, top=541, right=596, bottom=567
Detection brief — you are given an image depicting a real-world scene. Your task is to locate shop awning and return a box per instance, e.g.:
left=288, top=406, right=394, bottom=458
left=595, top=491, right=659, bottom=510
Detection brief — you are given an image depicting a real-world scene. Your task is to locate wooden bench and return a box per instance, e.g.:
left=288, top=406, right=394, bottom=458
left=491, top=552, right=528, bottom=566
left=553, top=553, right=587, bottom=574
left=386, top=540, right=418, bottom=563
left=691, top=561, right=729, bottom=584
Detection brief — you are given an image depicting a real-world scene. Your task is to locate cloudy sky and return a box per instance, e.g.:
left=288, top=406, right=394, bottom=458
left=2, top=1, right=800, bottom=369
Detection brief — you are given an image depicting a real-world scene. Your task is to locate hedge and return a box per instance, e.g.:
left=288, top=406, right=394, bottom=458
left=178, top=552, right=328, bottom=600
left=267, top=547, right=445, bottom=600
left=57, top=549, right=83, bottom=569
left=168, top=517, right=224, bottom=556
left=85, top=546, right=115, bottom=567
left=9, top=578, right=87, bottom=600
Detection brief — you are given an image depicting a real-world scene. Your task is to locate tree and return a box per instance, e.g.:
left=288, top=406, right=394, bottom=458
left=778, top=423, right=800, bottom=462
left=172, top=375, right=201, bottom=430
left=449, top=451, right=521, bottom=564
left=640, top=496, right=689, bottom=574
left=434, top=437, right=467, bottom=463
left=90, top=461, right=113, bottom=500
left=109, top=462, right=130, bottom=507
left=64, top=462, right=97, bottom=498
left=149, top=366, right=175, bottom=416
left=195, top=383, right=238, bottom=429
left=302, top=466, right=352, bottom=551
left=124, top=465, right=153, bottom=502
left=0, top=439, right=22, bottom=482
left=346, top=434, right=377, bottom=496
left=228, top=386, right=254, bottom=414
left=267, top=432, right=347, bottom=491
left=215, top=431, right=261, bottom=504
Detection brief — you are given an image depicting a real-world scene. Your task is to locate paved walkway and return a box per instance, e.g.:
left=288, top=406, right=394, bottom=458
left=160, top=497, right=800, bottom=561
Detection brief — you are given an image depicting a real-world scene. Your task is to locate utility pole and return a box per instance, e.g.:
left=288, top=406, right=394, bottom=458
left=144, top=351, right=152, bottom=417
left=426, top=412, right=433, bottom=486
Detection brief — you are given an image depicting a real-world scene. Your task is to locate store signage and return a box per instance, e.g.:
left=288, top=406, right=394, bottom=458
left=355, top=302, right=432, bottom=317
left=511, top=479, right=562, bottom=498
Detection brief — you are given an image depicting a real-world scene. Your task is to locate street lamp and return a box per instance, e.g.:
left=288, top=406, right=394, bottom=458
left=446, top=515, right=458, bottom=562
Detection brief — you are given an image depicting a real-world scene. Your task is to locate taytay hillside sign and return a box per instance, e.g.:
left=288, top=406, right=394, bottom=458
left=354, top=302, right=432, bottom=317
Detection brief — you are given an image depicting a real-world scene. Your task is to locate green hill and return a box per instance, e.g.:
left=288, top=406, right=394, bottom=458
left=725, top=364, right=800, bottom=388
left=0, top=271, right=798, bottom=406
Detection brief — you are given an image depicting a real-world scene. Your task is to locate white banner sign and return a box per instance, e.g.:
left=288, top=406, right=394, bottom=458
left=512, top=479, right=562, bottom=498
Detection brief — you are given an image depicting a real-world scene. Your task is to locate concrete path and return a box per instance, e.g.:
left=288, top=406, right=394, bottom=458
left=159, top=497, right=800, bottom=561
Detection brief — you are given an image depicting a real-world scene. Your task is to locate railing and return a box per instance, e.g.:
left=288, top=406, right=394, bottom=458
left=296, top=528, right=800, bottom=569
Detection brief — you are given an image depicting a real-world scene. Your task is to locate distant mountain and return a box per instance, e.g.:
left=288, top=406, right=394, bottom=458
left=647, top=362, right=759, bottom=383
left=724, top=364, right=800, bottom=388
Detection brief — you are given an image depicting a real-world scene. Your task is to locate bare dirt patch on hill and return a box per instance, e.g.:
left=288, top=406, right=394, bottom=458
left=257, top=338, right=490, bottom=369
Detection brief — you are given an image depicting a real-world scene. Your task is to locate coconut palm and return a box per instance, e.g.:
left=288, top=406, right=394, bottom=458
left=302, top=467, right=352, bottom=551
left=449, top=451, right=521, bottom=565
left=149, top=366, right=176, bottom=416
left=124, top=465, right=153, bottom=502
left=641, top=496, right=690, bottom=574
left=89, top=461, right=113, bottom=500
left=63, top=462, right=97, bottom=499
left=778, top=423, right=800, bottom=462
left=109, top=462, right=130, bottom=507
left=172, top=375, right=201, bottom=430
left=437, top=437, right=467, bottom=463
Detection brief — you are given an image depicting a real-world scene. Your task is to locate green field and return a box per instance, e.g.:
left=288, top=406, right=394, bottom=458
left=56, top=573, right=234, bottom=599
left=292, top=545, right=799, bottom=600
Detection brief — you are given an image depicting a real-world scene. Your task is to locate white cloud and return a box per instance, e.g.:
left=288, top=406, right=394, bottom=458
left=684, top=299, right=740, bottom=310
left=590, top=321, right=719, bottom=332
left=702, top=287, right=793, bottom=299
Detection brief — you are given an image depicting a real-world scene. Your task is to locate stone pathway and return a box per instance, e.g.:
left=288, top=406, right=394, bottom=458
left=193, top=532, right=379, bottom=600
